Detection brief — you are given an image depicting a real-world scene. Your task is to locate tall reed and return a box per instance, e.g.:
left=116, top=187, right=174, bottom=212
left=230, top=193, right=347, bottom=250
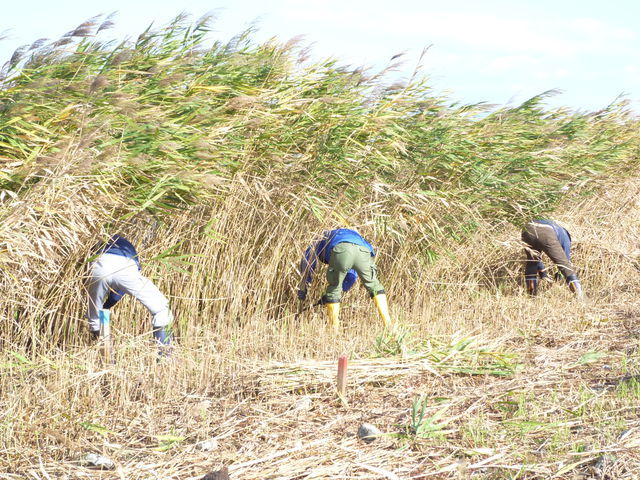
left=0, top=14, right=638, bottom=349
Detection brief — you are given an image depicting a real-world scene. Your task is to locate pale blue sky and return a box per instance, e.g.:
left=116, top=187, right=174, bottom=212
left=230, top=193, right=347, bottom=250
left=1, top=0, right=639, bottom=112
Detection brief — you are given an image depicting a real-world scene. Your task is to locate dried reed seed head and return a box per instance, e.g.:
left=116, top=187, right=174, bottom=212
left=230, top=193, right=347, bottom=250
left=194, top=151, right=216, bottom=161
left=96, top=146, right=118, bottom=161
left=318, top=96, right=339, bottom=104
left=245, top=118, right=264, bottom=129
left=199, top=174, right=227, bottom=189
left=115, top=102, right=138, bottom=115
left=158, top=73, right=187, bottom=87
left=179, top=51, right=201, bottom=65
left=74, top=154, right=101, bottom=175
left=192, top=139, right=213, bottom=150
left=97, top=20, right=115, bottom=34
left=535, top=176, right=560, bottom=186
left=109, top=92, right=131, bottom=102
left=64, top=20, right=98, bottom=38
left=225, top=95, right=256, bottom=111
left=190, top=115, right=209, bottom=125
left=64, top=26, right=93, bottom=38
left=296, top=53, right=311, bottom=64
left=159, top=142, right=181, bottom=153
left=51, top=137, right=73, bottom=152
left=89, top=75, right=109, bottom=94
left=9, top=46, right=28, bottom=67
left=128, top=155, right=151, bottom=167
left=110, top=50, right=132, bottom=65
left=387, top=82, right=407, bottom=92
left=34, top=155, right=62, bottom=170
left=78, top=129, right=100, bottom=149
left=28, top=38, right=49, bottom=51
left=296, top=46, right=313, bottom=64
left=169, top=169, right=196, bottom=182
left=52, top=37, right=73, bottom=48
left=35, top=78, right=62, bottom=91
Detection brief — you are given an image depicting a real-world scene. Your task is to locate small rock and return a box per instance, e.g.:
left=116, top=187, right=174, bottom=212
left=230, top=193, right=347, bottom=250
left=618, top=428, right=634, bottom=441
left=202, top=466, right=229, bottom=480
left=199, top=438, right=219, bottom=451
left=293, top=397, right=312, bottom=411
left=357, top=423, right=382, bottom=443
left=594, top=454, right=617, bottom=472
left=84, top=453, right=115, bottom=470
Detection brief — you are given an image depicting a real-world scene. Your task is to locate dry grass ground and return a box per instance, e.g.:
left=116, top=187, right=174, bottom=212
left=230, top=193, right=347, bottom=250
left=2, top=176, right=640, bottom=479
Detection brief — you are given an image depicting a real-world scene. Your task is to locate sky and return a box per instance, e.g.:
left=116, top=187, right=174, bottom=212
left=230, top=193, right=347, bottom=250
left=1, top=0, right=639, bottom=112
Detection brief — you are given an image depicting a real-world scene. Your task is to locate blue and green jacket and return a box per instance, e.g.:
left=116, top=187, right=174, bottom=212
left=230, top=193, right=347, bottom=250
left=300, top=229, right=374, bottom=291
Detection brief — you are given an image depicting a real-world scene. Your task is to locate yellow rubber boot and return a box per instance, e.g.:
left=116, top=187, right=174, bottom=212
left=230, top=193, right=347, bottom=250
left=373, top=294, right=393, bottom=329
left=326, top=303, right=340, bottom=334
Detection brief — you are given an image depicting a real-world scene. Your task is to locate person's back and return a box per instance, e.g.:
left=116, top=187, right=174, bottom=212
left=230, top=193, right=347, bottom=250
left=95, top=235, right=139, bottom=262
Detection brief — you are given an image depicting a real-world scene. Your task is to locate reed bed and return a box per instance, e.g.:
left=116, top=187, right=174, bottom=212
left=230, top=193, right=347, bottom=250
left=1, top=14, right=640, bottom=479
left=1, top=14, right=639, bottom=349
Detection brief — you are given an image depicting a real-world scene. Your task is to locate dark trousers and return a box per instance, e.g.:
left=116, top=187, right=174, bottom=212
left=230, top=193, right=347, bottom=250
left=521, top=222, right=576, bottom=282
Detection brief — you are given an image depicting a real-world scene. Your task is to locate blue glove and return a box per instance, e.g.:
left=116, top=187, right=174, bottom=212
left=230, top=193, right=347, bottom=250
left=297, top=289, right=307, bottom=300
left=342, top=269, right=358, bottom=292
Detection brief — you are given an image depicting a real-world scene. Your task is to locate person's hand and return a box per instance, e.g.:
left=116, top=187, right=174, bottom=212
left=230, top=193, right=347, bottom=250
left=297, top=289, right=307, bottom=300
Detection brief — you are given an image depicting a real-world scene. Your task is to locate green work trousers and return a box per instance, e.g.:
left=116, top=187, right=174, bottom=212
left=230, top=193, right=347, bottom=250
left=324, top=242, right=385, bottom=303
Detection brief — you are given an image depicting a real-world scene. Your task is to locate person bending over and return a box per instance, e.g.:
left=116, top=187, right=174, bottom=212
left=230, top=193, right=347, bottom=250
left=521, top=219, right=583, bottom=298
left=87, top=234, right=172, bottom=349
left=298, top=228, right=392, bottom=332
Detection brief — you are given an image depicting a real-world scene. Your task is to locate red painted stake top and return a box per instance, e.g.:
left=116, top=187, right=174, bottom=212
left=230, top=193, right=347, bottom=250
left=337, top=355, right=348, bottom=396
left=338, top=355, right=348, bottom=369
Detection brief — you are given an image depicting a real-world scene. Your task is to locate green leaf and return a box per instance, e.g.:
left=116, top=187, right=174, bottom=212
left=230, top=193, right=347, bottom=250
left=9, top=352, right=32, bottom=365
left=79, top=421, right=115, bottom=436
left=577, top=351, right=606, bottom=365
left=156, top=434, right=184, bottom=451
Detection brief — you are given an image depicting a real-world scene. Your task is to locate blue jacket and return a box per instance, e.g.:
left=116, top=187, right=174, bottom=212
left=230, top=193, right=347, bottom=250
left=300, top=229, right=374, bottom=291
left=95, top=234, right=140, bottom=263
left=533, top=219, right=572, bottom=272
left=93, top=235, right=140, bottom=309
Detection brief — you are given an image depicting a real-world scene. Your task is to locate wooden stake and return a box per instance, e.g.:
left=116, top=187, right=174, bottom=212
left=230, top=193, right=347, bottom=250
left=337, top=355, right=348, bottom=397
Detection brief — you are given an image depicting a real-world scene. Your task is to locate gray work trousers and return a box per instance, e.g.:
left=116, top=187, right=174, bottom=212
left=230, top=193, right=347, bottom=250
left=86, top=253, right=172, bottom=332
